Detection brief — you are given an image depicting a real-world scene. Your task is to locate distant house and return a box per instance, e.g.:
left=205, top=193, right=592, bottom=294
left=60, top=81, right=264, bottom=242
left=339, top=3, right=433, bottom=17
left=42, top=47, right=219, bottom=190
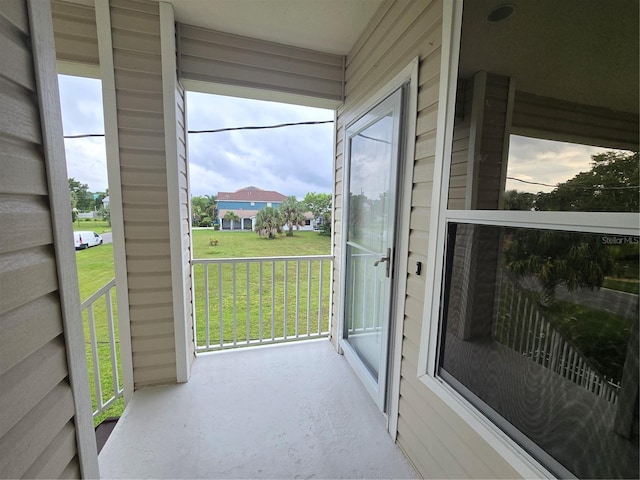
left=283, top=211, right=317, bottom=232
left=217, top=186, right=286, bottom=230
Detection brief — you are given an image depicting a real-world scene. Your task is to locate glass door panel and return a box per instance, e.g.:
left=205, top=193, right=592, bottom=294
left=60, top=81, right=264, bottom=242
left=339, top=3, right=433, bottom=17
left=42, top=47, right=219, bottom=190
left=342, top=87, right=404, bottom=410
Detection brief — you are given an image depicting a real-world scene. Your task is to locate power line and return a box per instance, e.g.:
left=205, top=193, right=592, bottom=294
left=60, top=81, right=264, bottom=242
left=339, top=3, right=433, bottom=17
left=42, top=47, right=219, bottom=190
left=61, top=130, right=639, bottom=193
left=188, top=120, right=332, bottom=134
left=64, top=133, right=106, bottom=139
left=506, top=177, right=560, bottom=188
left=506, top=176, right=639, bottom=191
left=63, top=120, right=334, bottom=139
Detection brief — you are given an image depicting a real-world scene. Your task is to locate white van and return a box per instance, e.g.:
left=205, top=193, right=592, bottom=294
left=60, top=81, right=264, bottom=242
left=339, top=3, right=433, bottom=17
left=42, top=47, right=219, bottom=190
left=74, top=231, right=103, bottom=250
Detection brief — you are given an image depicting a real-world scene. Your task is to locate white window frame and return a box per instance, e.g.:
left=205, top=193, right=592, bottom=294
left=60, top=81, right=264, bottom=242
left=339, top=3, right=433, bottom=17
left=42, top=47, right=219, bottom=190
left=416, top=1, right=640, bottom=478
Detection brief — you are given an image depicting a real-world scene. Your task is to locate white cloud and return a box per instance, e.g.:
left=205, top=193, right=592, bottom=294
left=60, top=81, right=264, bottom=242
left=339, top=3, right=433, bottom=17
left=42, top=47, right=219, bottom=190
left=506, top=135, right=623, bottom=193
left=62, top=78, right=627, bottom=201
left=58, top=77, right=334, bottom=198
left=64, top=137, right=108, bottom=192
left=186, top=91, right=334, bottom=198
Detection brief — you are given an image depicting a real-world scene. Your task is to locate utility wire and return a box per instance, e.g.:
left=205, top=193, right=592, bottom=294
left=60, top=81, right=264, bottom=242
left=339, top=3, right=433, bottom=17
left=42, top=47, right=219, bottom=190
left=63, top=120, right=333, bottom=139
left=189, top=120, right=333, bottom=134
left=506, top=176, right=639, bottom=190
left=64, top=133, right=107, bottom=139
left=63, top=128, right=638, bottom=192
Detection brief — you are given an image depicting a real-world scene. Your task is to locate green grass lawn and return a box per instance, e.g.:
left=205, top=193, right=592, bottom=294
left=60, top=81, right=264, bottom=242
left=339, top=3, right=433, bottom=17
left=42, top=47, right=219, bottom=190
left=192, top=230, right=332, bottom=347
left=76, top=230, right=331, bottom=425
left=192, top=229, right=330, bottom=257
left=73, top=219, right=111, bottom=233
left=543, top=299, right=632, bottom=382
left=603, top=277, right=640, bottom=295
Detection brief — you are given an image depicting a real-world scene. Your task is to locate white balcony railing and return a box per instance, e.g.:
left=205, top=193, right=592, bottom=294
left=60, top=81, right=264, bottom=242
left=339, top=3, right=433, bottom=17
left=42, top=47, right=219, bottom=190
left=192, top=255, right=333, bottom=352
left=80, top=278, right=124, bottom=419
left=495, top=276, right=621, bottom=403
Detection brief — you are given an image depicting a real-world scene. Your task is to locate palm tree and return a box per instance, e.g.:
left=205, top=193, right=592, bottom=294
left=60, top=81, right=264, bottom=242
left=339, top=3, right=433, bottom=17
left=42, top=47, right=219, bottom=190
left=255, top=207, right=282, bottom=238
left=279, top=196, right=302, bottom=237
left=223, top=210, right=240, bottom=230
left=206, top=194, right=218, bottom=222
left=504, top=229, right=614, bottom=307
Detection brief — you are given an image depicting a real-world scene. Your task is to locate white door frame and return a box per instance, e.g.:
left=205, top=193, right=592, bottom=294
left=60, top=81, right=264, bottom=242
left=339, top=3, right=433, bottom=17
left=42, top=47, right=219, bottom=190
left=337, top=58, right=418, bottom=430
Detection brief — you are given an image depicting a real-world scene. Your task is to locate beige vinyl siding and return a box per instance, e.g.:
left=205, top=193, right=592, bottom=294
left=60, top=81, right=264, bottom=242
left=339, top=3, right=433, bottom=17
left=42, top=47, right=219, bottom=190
left=472, top=74, right=512, bottom=210
left=51, top=0, right=99, bottom=67
left=334, top=0, right=520, bottom=477
left=109, top=0, right=177, bottom=387
left=0, top=0, right=82, bottom=477
left=512, top=91, right=639, bottom=151
left=450, top=72, right=513, bottom=211
left=178, top=24, right=344, bottom=105
left=447, top=79, right=473, bottom=209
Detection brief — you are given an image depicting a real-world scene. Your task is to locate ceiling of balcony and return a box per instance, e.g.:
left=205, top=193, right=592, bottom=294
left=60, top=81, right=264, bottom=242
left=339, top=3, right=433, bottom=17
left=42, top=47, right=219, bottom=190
left=161, top=0, right=637, bottom=114
left=160, top=0, right=384, bottom=56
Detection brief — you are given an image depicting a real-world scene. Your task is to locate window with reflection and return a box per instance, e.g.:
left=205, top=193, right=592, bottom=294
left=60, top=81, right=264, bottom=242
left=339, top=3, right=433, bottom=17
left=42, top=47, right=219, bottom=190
left=438, top=0, right=639, bottom=478
left=440, top=224, right=638, bottom=478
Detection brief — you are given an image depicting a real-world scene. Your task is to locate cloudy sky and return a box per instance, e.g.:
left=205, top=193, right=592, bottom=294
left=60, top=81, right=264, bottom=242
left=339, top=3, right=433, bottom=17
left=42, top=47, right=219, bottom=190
left=58, top=74, right=622, bottom=200
left=58, top=74, right=334, bottom=199
left=507, top=135, right=620, bottom=194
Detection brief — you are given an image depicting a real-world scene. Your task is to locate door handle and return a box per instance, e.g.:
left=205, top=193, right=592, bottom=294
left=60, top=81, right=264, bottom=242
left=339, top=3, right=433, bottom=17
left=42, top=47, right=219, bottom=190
left=374, top=247, right=391, bottom=278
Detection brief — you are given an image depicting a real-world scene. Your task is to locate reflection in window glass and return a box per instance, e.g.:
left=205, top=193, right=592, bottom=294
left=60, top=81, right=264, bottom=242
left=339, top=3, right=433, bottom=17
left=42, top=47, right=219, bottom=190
left=505, top=137, right=638, bottom=213
left=348, top=114, right=393, bottom=253
left=439, top=223, right=639, bottom=478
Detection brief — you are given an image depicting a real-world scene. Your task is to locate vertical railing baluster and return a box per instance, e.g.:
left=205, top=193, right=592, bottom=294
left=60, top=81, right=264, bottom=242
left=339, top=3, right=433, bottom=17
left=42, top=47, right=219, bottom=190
left=534, top=313, right=543, bottom=364
left=363, top=259, right=369, bottom=330
left=523, top=298, right=531, bottom=355
left=87, top=305, right=103, bottom=411
left=518, top=298, right=527, bottom=354
left=569, top=349, right=577, bottom=382
left=544, top=322, right=551, bottom=367
left=204, top=264, right=210, bottom=350
left=259, top=262, right=263, bottom=343
left=372, top=259, right=379, bottom=332
left=283, top=260, right=288, bottom=339
left=232, top=263, right=237, bottom=346
left=307, top=260, right=312, bottom=337
left=318, top=260, right=324, bottom=334
left=271, top=261, right=276, bottom=340
left=246, top=262, right=251, bottom=344
left=218, top=263, right=223, bottom=347
left=506, top=282, right=515, bottom=346
left=559, top=342, right=568, bottom=376
left=105, top=289, right=120, bottom=396
left=295, top=260, right=300, bottom=338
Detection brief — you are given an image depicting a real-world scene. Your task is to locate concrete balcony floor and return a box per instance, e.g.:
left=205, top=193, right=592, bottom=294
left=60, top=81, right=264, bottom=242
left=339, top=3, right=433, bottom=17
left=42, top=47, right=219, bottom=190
left=99, top=339, right=418, bottom=479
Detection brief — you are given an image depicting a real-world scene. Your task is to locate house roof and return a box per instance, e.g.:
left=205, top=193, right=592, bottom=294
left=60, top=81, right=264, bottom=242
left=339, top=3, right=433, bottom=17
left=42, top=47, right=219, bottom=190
left=218, top=186, right=287, bottom=203
left=219, top=209, right=258, bottom=219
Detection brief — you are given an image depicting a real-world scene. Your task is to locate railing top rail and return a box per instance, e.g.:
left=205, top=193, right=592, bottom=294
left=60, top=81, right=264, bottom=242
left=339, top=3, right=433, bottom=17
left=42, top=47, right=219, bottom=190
left=81, top=277, right=116, bottom=309
left=192, top=255, right=334, bottom=265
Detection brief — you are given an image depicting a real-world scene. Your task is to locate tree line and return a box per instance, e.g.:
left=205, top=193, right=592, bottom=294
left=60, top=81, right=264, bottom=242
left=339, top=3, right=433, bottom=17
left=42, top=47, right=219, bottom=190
left=68, top=177, right=109, bottom=222
left=190, top=192, right=332, bottom=238
left=503, top=151, right=639, bottom=306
